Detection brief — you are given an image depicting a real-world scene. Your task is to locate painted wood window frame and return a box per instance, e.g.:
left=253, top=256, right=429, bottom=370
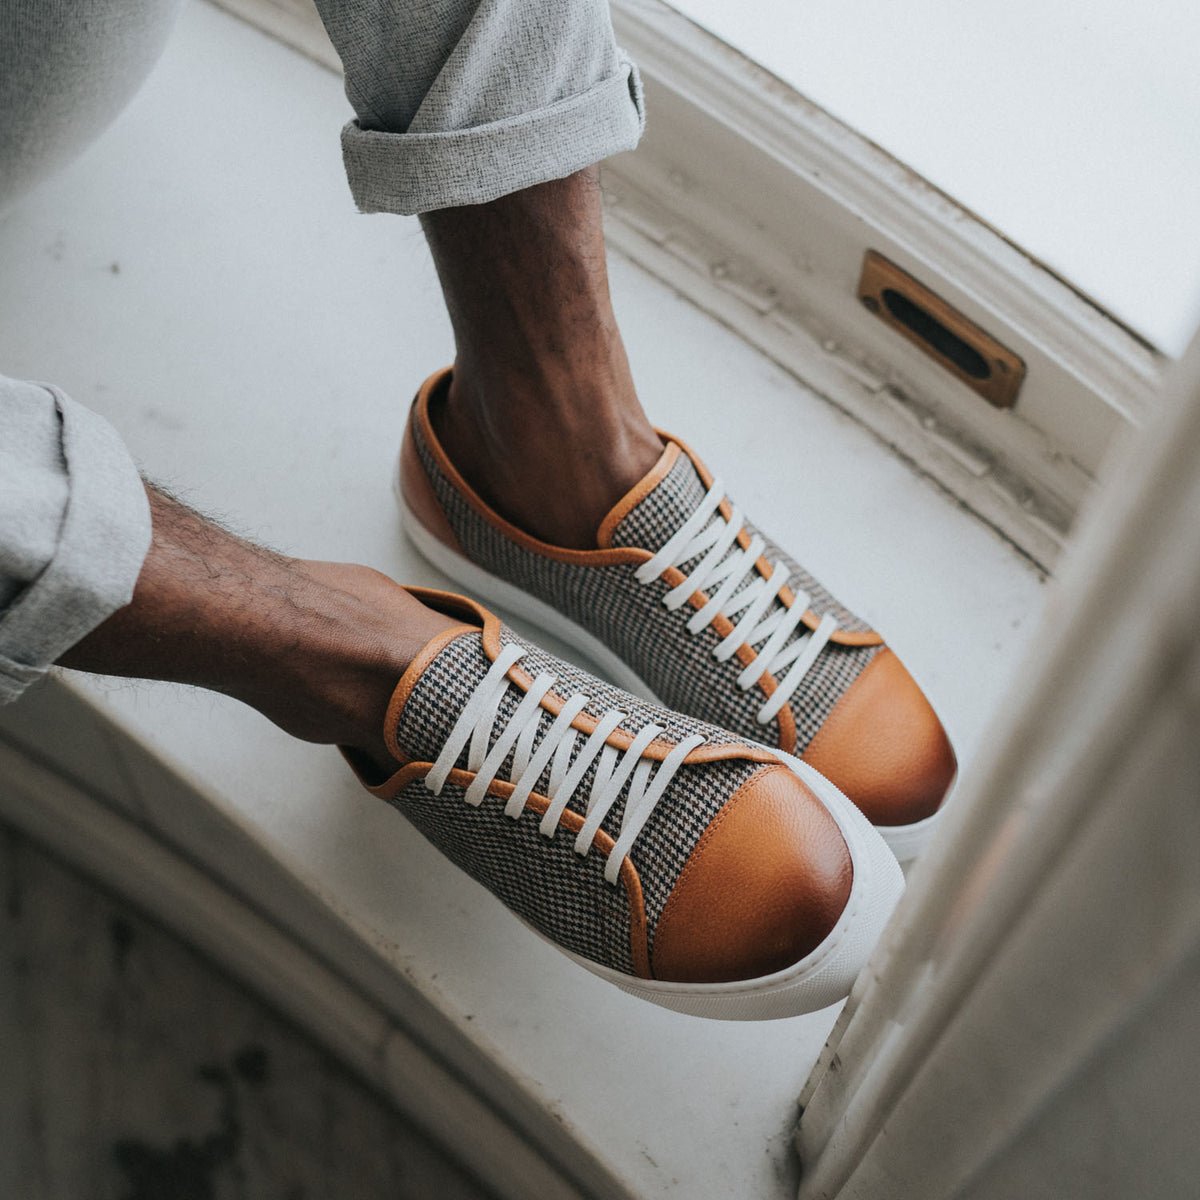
left=602, top=0, right=1166, bottom=572
left=794, top=327, right=1200, bottom=1200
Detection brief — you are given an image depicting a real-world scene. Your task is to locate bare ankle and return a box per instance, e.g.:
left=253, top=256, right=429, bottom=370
left=420, top=167, right=664, bottom=548
left=435, top=366, right=663, bottom=549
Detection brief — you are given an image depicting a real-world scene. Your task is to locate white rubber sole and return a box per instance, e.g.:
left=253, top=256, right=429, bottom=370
left=556, top=755, right=905, bottom=1020
left=397, top=473, right=939, bottom=862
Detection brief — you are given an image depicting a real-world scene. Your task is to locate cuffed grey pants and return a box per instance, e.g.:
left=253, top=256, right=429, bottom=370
left=0, top=0, right=644, bottom=703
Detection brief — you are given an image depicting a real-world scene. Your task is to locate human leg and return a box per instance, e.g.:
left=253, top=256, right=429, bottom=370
left=307, top=0, right=657, bottom=545
left=56, top=482, right=458, bottom=772
left=420, top=164, right=663, bottom=548
left=306, top=0, right=955, bottom=851
left=0, top=370, right=455, bottom=768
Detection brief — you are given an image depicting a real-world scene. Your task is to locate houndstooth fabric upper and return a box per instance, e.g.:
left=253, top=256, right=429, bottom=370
left=389, top=628, right=760, bottom=974
left=392, top=772, right=640, bottom=973
left=414, top=412, right=879, bottom=752
left=615, top=452, right=874, bottom=633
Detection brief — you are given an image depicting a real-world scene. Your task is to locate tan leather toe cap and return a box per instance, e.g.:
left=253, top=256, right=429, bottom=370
left=650, top=764, right=853, bottom=984
left=802, top=647, right=956, bottom=828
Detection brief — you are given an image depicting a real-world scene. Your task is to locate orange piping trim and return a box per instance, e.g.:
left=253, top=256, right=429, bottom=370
left=414, top=371, right=652, bottom=568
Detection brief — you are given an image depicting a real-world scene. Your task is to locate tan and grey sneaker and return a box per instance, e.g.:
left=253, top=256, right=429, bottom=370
left=397, top=369, right=956, bottom=861
left=344, top=589, right=904, bottom=1020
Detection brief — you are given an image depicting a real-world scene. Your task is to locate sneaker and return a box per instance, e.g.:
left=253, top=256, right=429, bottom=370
left=343, top=588, right=904, bottom=1020
left=397, top=369, right=957, bottom=862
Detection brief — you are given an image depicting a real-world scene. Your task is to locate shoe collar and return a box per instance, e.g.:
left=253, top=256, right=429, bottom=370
left=412, top=368, right=873, bottom=652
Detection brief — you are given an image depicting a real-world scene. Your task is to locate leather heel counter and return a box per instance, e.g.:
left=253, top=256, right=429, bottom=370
left=400, top=409, right=464, bottom=554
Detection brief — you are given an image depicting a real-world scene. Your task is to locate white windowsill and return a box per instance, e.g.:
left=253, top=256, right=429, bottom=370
left=0, top=3, right=1046, bottom=1197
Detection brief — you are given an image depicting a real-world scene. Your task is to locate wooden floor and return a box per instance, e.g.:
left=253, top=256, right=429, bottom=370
left=0, top=823, right=497, bottom=1200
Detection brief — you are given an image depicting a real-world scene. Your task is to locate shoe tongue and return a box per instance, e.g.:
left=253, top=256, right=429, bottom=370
left=608, top=446, right=709, bottom=554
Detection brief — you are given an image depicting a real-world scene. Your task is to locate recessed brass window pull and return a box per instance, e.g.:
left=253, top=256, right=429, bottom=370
left=858, top=251, right=1025, bottom=409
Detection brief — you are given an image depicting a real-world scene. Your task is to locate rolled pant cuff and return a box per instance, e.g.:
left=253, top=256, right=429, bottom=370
left=0, top=387, right=151, bottom=702
left=341, top=58, right=645, bottom=215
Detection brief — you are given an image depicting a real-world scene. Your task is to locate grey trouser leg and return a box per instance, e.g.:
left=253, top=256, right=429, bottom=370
left=315, top=0, right=644, bottom=213
left=0, top=0, right=186, bottom=217
left=0, top=0, right=644, bottom=702
left=0, top=377, right=152, bottom=702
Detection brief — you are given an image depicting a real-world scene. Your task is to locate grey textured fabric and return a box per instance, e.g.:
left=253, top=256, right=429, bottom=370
left=314, top=0, right=645, bottom=214
left=610, top=450, right=881, bottom=750
left=0, top=376, right=151, bottom=704
left=0, top=0, right=185, bottom=216
left=1, top=0, right=642, bottom=218
left=412, top=412, right=880, bottom=753
left=390, top=627, right=760, bottom=969
left=393, top=772, right=640, bottom=972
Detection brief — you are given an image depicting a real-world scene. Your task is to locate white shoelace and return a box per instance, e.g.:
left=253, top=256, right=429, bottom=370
left=634, top=479, right=840, bottom=725
left=425, top=643, right=705, bottom=885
